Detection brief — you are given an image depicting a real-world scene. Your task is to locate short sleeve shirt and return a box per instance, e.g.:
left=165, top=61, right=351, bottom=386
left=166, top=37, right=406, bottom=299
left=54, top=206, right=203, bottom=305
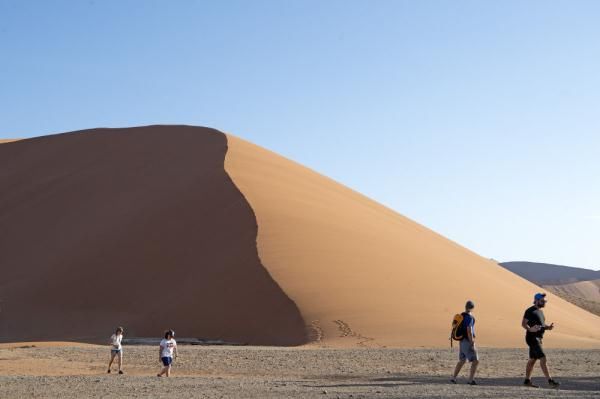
left=160, top=338, right=177, bottom=358
left=523, top=306, right=545, bottom=338
left=462, top=313, right=475, bottom=340
left=110, top=334, right=122, bottom=350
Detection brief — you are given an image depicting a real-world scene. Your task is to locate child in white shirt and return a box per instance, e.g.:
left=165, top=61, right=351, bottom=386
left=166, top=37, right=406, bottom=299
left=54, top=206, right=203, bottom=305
left=157, top=329, right=178, bottom=377
left=107, top=326, right=124, bottom=374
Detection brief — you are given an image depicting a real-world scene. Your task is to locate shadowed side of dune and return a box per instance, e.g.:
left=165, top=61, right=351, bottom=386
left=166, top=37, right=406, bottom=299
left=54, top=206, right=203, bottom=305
left=0, top=126, right=306, bottom=345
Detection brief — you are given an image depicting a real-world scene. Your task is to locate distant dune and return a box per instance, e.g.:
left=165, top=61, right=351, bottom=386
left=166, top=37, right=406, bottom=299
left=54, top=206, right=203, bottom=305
left=544, top=280, right=600, bottom=317
left=500, top=261, right=600, bottom=285
left=547, top=279, right=600, bottom=302
left=0, top=139, right=18, bottom=144
left=2, top=127, right=600, bottom=347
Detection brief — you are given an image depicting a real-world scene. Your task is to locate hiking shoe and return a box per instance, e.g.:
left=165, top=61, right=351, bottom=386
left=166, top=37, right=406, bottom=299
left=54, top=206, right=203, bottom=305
left=467, top=380, right=477, bottom=385
left=450, top=378, right=457, bottom=384
left=118, top=370, right=124, bottom=375
left=548, top=379, right=560, bottom=388
left=523, top=379, right=539, bottom=388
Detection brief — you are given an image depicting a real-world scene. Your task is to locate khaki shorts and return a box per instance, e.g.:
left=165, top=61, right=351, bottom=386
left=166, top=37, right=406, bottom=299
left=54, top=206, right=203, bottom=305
left=459, top=340, right=478, bottom=362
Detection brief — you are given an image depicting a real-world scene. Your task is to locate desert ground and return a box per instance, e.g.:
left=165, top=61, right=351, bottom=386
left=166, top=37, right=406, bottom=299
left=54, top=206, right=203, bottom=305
left=0, top=343, right=598, bottom=398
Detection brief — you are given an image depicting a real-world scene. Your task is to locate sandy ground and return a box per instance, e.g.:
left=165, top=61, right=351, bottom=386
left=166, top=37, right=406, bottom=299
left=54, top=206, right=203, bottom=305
left=0, top=344, right=598, bottom=398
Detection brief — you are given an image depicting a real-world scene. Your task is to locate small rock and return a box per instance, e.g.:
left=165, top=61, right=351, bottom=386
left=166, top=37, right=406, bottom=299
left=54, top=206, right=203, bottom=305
left=322, top=390, right=328, bottom=394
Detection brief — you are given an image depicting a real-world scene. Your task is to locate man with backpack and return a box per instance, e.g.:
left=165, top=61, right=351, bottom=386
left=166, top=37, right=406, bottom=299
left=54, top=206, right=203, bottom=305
left=522, top=293, right=560, bottom=388
left=450, top=300, right=479, bottom=385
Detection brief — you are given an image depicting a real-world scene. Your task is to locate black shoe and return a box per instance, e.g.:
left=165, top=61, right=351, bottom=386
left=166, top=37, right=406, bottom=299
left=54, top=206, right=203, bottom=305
left=107, top=369, right=111, bottom=374
left=450, top=378, right=457, bottom=384
left=467, top=380, right=477, bottom=385
left=524, top=379, right=539, bottom=388
left=118, top=370, right=124, bottom=375
left=548, top=379, right=560, bottom=388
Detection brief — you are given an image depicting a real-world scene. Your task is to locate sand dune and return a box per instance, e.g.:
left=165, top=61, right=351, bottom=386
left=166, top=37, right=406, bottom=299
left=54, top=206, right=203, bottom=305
left=0, top=126, right=305, bottom=345
left=224, top=134, right=600, bottom=348
left=2, top=126, right=600, bottom=348
left=547, top=280, right=600, bottom=303
left=501, top=261, right=600, bottom=285
left=0, top=139, right=19, bottom=144
left=543, top=280, right=600, bottom=317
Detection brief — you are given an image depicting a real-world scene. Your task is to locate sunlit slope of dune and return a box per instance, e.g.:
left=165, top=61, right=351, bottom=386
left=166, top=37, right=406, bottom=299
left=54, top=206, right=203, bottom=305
left=224, top=134, right=600, bottom=348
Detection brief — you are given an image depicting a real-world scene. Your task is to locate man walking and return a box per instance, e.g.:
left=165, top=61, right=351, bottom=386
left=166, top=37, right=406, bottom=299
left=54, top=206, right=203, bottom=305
left=451, top=300, right=479, bottom=385
left=522, top=293, right=560, bottom=388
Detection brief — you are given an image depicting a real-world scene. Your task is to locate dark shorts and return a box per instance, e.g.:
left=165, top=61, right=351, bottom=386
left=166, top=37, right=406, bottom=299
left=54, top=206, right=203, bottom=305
left=111, top=349, right=122, bottom=355
left=526, top=337, right=545, bottom=359
left=161, top=356, right=173, bottom=366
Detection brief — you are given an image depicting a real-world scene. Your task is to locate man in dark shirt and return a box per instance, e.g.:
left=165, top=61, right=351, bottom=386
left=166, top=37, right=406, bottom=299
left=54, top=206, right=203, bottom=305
left=522, top=293, right=560, bottom=388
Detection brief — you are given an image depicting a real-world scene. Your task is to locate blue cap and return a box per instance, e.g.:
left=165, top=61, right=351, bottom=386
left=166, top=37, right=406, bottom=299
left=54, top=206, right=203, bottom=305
left=534, top=293, right=547, bottom=301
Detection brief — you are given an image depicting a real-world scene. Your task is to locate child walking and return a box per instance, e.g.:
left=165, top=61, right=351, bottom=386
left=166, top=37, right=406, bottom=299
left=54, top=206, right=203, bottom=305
left=107, top=326, right=124, bottom=374
left=157, top=329, right=178, bottom=377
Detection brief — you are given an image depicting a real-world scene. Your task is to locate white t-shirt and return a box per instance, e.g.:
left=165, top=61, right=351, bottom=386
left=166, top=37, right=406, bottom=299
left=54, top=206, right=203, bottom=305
left=110, top=333, right=122, bottom=350
left=160, top=338, right=177, bottom=357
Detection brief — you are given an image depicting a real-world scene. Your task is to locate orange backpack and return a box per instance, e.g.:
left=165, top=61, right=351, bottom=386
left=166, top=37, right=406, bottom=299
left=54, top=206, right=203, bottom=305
left=450, top=312, right=467, bottom=347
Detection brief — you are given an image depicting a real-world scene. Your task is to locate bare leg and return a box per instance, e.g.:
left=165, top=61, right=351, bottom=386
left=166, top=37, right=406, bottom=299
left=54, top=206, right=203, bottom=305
left=539, top=357, right=551, bottom=379
left=108, top=352, right=116, bottom=371
left=117, top=352, right=123, bottom=372
left=452, top=360, right=465, bottom=378
left=158, top=366, right=171, bottom=377
left=468, top=360, right=479, bottom=382
left=166, top=365, right=171, bottom=377
left=525, top=358, right=537, bottom=379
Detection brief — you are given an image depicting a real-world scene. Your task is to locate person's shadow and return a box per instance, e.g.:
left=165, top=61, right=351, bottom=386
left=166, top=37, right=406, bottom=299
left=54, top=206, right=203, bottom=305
left=371, top=374, right=600, bottom=392
left=304, top=374, right=600, bottom=393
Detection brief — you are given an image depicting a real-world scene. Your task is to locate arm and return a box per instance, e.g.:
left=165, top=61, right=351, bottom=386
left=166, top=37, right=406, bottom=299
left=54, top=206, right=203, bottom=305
left=174, top=343, right=178, bottom=358
left=159, top=345, right=164, bottom=361
left=467, top=324, right=474, bottom=344
left=522, top=318, right=541, bottom=333
left=545, top=322, right=554, bottom=330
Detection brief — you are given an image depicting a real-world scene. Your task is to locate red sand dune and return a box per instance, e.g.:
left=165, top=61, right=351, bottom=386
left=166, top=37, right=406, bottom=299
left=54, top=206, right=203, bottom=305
left=224, top=134, right=600, bottom=348
left=0, top=126, right=305, bottom=345
left=1, top=126, right=600, bottom=347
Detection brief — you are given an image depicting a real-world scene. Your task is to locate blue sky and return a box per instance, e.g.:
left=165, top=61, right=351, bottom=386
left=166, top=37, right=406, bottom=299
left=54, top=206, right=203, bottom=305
left=1, top=1, right=599, bottom=269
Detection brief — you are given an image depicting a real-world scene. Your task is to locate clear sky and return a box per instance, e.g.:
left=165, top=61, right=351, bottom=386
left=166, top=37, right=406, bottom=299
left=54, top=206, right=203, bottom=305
left=1, top=1, right=599, bottom=269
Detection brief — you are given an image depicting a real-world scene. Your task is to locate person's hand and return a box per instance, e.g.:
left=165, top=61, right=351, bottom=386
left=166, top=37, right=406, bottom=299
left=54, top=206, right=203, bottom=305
left=546, top=323, right=554, bottom=331
left=529, top=325, right=542, bottom=333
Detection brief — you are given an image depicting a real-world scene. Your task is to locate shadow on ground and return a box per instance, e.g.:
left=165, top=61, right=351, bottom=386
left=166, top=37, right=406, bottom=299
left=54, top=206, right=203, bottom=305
left=306, top=374, right=600, bottom=392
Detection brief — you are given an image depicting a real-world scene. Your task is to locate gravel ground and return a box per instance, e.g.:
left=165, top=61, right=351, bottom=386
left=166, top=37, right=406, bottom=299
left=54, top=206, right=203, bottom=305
left=0, top=345, right=598, bottom=398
